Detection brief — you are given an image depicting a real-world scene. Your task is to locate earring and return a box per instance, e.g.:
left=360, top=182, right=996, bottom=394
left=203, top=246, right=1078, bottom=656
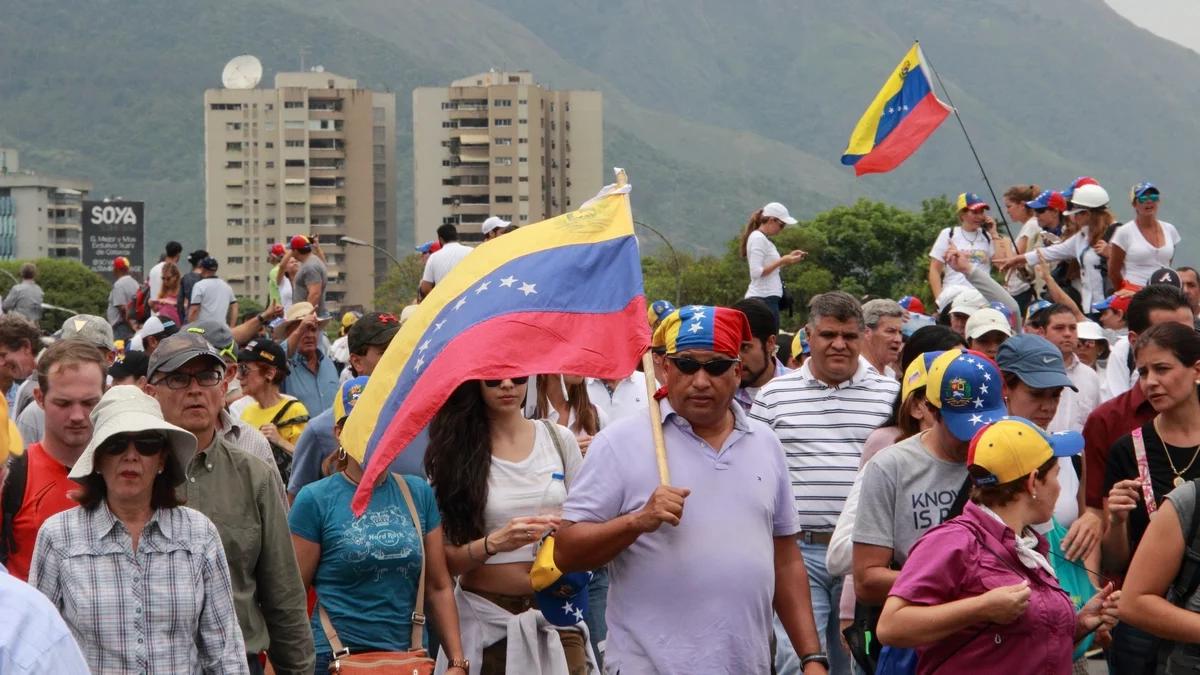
left=157, top=469, right=163, bottom=475
left=336, top=447, right=347, bottom=461
left=1032, top=492, right=1038, bottom=500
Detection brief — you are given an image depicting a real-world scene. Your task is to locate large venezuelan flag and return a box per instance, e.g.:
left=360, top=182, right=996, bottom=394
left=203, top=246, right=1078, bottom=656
left=342, top=174, right=650, bottom=513
left=840, top=43, right=952, bottom=176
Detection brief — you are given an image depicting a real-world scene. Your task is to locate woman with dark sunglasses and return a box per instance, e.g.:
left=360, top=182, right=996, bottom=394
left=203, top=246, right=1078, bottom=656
left=29, top=386, right=248, bottom=673
left=1108, top=182, right=1180, bottom=292
left=425, top=376, right=589, bottom=673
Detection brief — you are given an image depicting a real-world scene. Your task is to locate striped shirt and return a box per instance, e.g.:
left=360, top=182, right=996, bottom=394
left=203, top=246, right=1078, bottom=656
left=29, top=503, right=249, bottom=674
left=751, top=357, right=899, bottom=531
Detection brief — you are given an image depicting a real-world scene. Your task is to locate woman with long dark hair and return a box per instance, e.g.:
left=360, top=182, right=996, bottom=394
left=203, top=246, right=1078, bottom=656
left=425, top=377, right=589, bottom=673
left=533, top=374, right=605, bottom=454
left=739, top=202, right=805, bottom=322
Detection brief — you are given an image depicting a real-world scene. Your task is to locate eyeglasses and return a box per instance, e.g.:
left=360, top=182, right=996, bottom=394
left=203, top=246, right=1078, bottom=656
left=483, top=376, right=530, bottom=387
left=153, top=370, right=224, bottom=390
left=1136, top=193, right=1160, bottom=204
left=100, top=434, right=166, bottom=457
left=667, top=356, right=740, bottom=376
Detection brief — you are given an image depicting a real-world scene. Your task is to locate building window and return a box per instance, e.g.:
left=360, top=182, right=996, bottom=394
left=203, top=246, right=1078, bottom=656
left=226, top=142, right=242, bottom=151
left=442, top=120, right=457, bottom=128
left=284, top=101, right=304, bottom=109
left=226, top=218, right=244, bottom=226
left=493, top=99, right=512, bottom=107
left=518, top=138, right=528, bottom=144
left=265, top=161, right=275, bottom=168
left=494, top=157, right=513, bottom=166
left=495, top=138, right=512, bottom=146
left=518, top=99, right=527, bottom=105
left=226, top=237, right=244, bottom=246
left=264, top=142, right=274, bottom=149
left=518, top=119, right=528, bottom=125
left=495, top=176, right=513, bottom=184
left=225, top=122, right=242, bottom=131
left=519, top=157, right=528, bottom=163
left=209, top=103, right=242, bottom=111
left=285, top=140, right=305, bottom=147
left=225, top=161, right=242, bottom=169
left=519, top=176, right=529, bottom=182
left=285, top=159, right=305, bottom=167
left=442, top=159, right=452, bottom=166
left=286, top=217, right=305, bottom=224
left=493, top=118, right=512, bottom=127
left=228, top=257, right=245, bottom=264
left=495, top=196, right=513, bottom=203
left=519, top=196, right=529, bottom=202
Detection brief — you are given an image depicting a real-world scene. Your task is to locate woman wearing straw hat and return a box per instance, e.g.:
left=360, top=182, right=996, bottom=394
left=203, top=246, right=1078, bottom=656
left=28, top=385, right=248, bottom=673
left=875, top=417, right=1119, bottom=674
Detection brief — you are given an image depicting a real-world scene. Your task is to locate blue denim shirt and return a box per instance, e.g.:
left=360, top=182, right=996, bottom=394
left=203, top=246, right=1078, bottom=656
left=283, top=349, right=339, bottom=418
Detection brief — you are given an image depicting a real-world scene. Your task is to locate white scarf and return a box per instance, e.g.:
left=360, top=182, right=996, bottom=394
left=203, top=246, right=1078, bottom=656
left=977, top=504, right=1056, bottom=575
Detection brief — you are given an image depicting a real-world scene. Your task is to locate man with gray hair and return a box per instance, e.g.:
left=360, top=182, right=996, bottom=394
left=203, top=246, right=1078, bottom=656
left=751, top=291, right=900, bottom=675
left=860, top=299, right=904, bottom=379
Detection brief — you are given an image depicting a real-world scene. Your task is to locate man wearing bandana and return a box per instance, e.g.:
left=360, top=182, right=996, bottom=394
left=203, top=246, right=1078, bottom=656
left=554, top=305, right=829, bottom=675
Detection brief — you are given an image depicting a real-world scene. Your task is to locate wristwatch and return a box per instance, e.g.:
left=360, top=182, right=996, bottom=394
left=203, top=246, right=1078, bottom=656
left=448, top=658, right=470, bottom=670
left=800, top=653, right=829, bottom=668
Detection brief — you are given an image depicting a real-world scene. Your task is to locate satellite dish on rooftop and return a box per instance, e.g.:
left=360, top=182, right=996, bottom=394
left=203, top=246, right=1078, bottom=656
left=222, top=55, right=263, bottom=89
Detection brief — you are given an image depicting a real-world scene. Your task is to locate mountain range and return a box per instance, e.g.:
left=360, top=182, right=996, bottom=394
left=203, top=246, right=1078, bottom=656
left=1, top=0, right=1197, bottom=266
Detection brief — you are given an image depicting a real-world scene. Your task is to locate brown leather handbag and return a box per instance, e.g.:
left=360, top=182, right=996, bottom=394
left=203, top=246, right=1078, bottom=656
left=318, top=474, right=436, bottom=675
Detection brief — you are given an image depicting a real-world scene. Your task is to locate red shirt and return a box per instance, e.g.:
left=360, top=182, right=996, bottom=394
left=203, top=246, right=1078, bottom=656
left=8, top=442, right=78, bottom=580
left=1083, top=383, right=1156, bottom=509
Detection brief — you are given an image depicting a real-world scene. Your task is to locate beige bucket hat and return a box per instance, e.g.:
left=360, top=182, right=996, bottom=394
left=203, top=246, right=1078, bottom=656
left=68, top=385, right=197, bottom=485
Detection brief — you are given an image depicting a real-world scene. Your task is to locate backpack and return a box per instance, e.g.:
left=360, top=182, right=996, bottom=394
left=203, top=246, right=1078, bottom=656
left=128, top=281, right=153, bottom=324
left=0, top=453, right=29, bottom=565
left=1157, top=479, right=1200, bottom=673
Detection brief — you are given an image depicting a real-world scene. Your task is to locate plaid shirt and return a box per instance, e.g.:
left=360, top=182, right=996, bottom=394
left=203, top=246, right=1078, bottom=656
left=29, top=503, right=249, bottom=674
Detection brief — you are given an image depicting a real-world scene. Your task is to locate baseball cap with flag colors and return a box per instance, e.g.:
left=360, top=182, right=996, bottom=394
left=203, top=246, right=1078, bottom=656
left=926, top=349, right=1006, bottom=441
left=1062, top=176, right=1098, bottom=201
left=898, top=295, right=926, bottom=315
left=652, top=305, right=752, bottom=357
left=967, top=417, right=1083, bottom=486
left=902, top=351, right=944, bottom=403
left=955, top=193, right=989, bottom=211
left=113, top=256, right=131, bottom=272
left=335, top=375, right=370, bottom=424
left=289, top=235, right=312, bottom=252
left=647, top=300, right=676, bottom=328
left=1025, top=190, right=1068, bottom=212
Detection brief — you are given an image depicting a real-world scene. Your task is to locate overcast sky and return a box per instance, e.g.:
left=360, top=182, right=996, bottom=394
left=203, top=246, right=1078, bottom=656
left=1106, top=0, right=1200, bottom=53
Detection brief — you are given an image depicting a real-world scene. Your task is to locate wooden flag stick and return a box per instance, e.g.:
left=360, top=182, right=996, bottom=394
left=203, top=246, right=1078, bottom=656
left=641, top=350, right=670, bottom=485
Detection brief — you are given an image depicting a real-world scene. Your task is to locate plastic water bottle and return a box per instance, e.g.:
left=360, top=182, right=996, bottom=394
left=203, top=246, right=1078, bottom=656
left=538, top=472, right=567, bottom=536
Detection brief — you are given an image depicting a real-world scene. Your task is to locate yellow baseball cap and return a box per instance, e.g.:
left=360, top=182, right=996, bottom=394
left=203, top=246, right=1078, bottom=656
left=967, top=417, right=1083, bottom=486
left=901, top=351, right=943, bottom=403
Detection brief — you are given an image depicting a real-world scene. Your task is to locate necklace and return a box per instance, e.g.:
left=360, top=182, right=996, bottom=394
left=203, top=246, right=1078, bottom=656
left=959, top=228, right=982, bottom=246
left=1154, top=418, right=1200, bottom=487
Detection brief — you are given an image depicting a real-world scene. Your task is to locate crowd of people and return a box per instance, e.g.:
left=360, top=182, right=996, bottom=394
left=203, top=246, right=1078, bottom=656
left=0, top=180, right=1195, bottom=674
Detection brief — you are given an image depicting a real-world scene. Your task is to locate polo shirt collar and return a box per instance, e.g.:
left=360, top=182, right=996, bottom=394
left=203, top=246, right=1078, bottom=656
left=660, top=397, right=751, bottom=434
left=797, top=357, right=870, bottom=389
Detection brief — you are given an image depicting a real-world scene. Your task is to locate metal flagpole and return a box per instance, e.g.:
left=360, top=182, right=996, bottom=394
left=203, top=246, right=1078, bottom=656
left=919, top=42, right=1016, bottom=244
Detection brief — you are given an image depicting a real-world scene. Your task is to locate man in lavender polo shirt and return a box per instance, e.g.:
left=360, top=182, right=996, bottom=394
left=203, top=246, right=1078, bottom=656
left=555, top=305, right=829, bottom=675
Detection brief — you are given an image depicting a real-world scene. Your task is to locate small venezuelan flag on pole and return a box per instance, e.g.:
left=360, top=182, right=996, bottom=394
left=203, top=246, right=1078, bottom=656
left=840, top=42, right=952, bottom=176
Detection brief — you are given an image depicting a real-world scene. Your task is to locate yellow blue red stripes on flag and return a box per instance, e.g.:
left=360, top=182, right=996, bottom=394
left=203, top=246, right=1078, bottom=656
left=341, top=179, right=650, bottom=514
left=840, top=42, right=952, bottom=176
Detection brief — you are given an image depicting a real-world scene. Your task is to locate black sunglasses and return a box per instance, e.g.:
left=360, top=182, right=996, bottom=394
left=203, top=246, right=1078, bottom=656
left=667, top=356, right=740, bottom=376
left=100, top=434, right=167, bottom=457
left=483, top=376, right=530, bottom=388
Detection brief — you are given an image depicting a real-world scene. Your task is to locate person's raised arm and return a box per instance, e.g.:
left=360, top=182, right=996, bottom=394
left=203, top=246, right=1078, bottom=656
left=1101, top=479, right=1141, bottom=573
left=554, top=485, right=689, bottom=572
left=1035, top=252, right=1086, bottom=322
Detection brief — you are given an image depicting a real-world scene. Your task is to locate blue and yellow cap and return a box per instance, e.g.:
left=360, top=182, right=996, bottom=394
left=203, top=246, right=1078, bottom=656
left=956, top=193, right=989, bottom=212
left=335, top=375, right=369, bottom=424
left=647, top=300, right=676, bottom=329
left=901, top=350, right=944, bottom=403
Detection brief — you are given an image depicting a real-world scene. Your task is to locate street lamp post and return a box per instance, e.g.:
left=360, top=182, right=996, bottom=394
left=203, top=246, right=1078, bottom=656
left=339, top=236, right=405, bottom=269
left=633, top=220, right=683, bottom=306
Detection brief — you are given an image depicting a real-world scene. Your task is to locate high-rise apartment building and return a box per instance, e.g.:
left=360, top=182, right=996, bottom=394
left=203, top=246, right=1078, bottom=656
left=412, top=71, right=602, bottom=244
left=204, top=71, right=396, bottom=311
left=0, top=148, right=91, bottom=261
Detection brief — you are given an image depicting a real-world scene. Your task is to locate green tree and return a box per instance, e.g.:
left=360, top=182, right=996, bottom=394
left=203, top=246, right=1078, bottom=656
left=0, top=259, right=109, bottom=334
left=236, top=296, right=264, bottom=324
left=374, top=254, right=426, bottom=315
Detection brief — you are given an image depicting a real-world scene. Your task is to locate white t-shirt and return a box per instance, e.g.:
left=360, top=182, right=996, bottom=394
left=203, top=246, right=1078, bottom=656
left=1110, top=220, right=1181, bottom=286
left=483, top=421, right=583, bottom=564
left=929, top=226, right=994, bottom=290
left=744, top=229, right=783, bottom=298
left=148, top=261, right=165, bottom=298
left=421, top=242, right=474, bottom=286
left=1005, top=217, right=1044, bottom=296
left=279, top=275, right=293, bottom=310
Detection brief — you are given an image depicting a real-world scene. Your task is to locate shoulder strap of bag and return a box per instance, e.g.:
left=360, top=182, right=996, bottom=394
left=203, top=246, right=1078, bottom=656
left=392, top=473, right=427, bottom=649
left=1132, top=427, right=1158, bottom=516
left=541, top=418, right=569, bottom=472
left=269, top=399, right=299, bottom=426
left=316, top=474, right=428, bottom=656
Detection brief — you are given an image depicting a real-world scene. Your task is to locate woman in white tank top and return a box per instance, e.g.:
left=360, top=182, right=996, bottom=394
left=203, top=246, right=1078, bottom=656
left=425, top=376, right=586, bottom=673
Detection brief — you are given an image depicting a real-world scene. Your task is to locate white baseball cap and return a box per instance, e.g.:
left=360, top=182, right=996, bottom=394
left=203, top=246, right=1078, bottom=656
left=1077, top=320, right=1104, bottom=341
left=950, top=288, right=989, bottom=317
left=762, top=202, right=798, bottom=225
left=966, top=308, right=1014, bottom=340
left=1063, top=184, right=1110, bottom=215
left=481, top=216, right=511, bottom=235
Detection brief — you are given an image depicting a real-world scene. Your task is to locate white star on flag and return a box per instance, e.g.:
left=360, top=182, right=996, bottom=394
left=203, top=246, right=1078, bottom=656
left=973, top=398, right=983, bottom=409
left=518, top=282, right=537, bottom=296
left=475, top=282, right=491, bottom=294
left=983, top=373, right=992, bottom=381
left=500, top=276, right=517, bottom=288
left=966, top=357, right=976, bottom=365
left=688, top=322, right=703, bottom=333
left=975, top=363, right=984, bottom=371
left=414, top=355, right=425, bottom=371
left=418, top=340, right=431, bottom=352
left=454, top=298, right=467, bottom=311
left=573, top=608, right=584, bottom=622
left=980, top=384, right=989, bottom=394
left=969, top=413, right=983, bottom=425
left=433, top=320, right=446, bottom=332
left=562, top=601, right=575, bottom=613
